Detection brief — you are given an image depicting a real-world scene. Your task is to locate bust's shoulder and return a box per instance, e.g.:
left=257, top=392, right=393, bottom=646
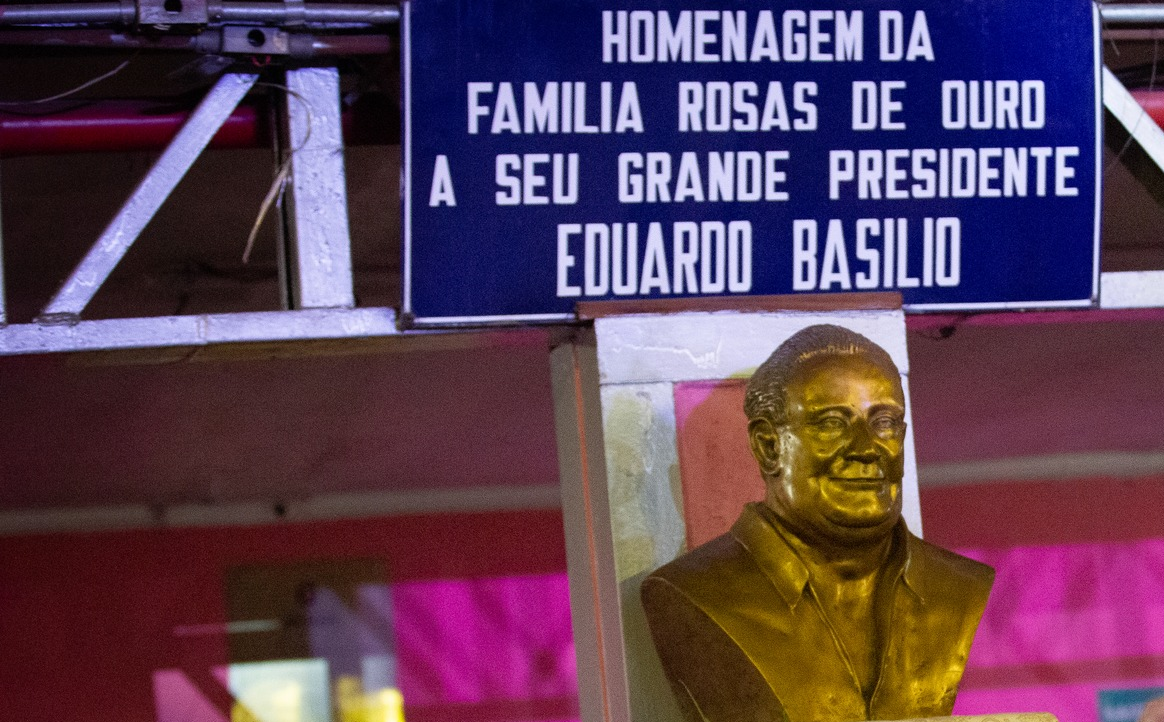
left=645, top=531, right=752, bottom=591
left=641, top=529, right=770, bottom=632
left=904, top=532, right=995, bottom=599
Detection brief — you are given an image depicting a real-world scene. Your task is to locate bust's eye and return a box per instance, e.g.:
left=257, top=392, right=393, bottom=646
left=814, top=416, right=848, bottom=433
left=870, top=414, right=904, bottom=436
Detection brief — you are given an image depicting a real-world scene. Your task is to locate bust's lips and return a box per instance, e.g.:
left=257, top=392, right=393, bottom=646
left=829, top=477, right=891, bottom=490
left=829, top=463, right=888, bottom=482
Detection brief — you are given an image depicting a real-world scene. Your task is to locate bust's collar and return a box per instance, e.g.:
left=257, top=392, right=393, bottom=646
left=730, top=502, right=922, bottom=608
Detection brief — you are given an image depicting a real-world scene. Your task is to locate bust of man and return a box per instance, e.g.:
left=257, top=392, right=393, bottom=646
left=641, top=324, right=994, bottom=722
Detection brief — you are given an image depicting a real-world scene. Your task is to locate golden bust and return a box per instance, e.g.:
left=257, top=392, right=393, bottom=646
left=641, top=324, right=994, bottom=722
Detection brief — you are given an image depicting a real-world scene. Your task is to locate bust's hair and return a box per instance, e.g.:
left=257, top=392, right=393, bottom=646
left=743, top=324, right=899, bottom=426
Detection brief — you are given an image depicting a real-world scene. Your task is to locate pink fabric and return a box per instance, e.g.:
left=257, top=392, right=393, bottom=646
left=386, top=539, right=1164, bottom=722
left=393, top=573, right=578, bottom=707
left=955, top=679, right=1164, bottom=719
left=141, top=502, right=1164, bottom=722
left=954, top=540, right=1164, bottom=722
left=153, top=669, right=229, bottom=722
left=151, top=574, right=581, bottom=722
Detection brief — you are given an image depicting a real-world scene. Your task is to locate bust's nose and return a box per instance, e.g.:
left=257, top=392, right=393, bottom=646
left=844, top=418, right=881, bottom=462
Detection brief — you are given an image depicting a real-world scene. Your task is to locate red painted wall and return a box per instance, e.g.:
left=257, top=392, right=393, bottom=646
left=0, top=510, right=570, bottom=722
left=3, top=479, right=1162, bottom=722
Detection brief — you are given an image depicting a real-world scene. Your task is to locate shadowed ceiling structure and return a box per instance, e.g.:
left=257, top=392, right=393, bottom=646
left=0, top=20, right=1163, bottom=525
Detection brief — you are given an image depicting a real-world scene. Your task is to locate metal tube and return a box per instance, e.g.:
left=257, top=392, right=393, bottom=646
left=0, top=27, right=199, bottom=48
left=1100, top=4, right=1164, bottom=24
left=303, top=32, right=392, bottom=55
left=215, top=2, right=399, bottom=25
left=0, top=101, right=264, bottom=155
left=0, top=27, right=391, bottom=55
left=0, top=1, right=397, bottom=26
left=0, top=98, right=395, bottom=156
left=0, top=2, right=134, bottom=25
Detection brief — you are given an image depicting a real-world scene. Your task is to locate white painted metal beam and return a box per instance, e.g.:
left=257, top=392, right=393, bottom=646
left=1100, top=4, right=1164, bottom=24
left=0, top=306, right=396, bottom=356
left=1099, top=69, right=1164, bottom=311
left=283, top=66, right=356, bottom=309
left=0, top=483, right=561, bottom=536
left=921, top=450, right=1164, bottom=486
left=1100, top=270, right=1164, bottom=308
left=1103, top=65, right=1164, bottom=175
left=39, top=72, right=260, bottom=321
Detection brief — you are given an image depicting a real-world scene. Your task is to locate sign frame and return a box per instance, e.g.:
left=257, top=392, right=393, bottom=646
left=402, top=0, right=1104, bottom=326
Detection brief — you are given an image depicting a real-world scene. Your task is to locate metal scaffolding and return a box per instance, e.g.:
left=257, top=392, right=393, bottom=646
left=0, top=1, right=1163, bottom=354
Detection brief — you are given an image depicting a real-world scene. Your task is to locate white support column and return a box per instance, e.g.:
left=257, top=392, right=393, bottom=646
left=551, top=337, right=633, bottom=722
left=39, top=72, right=259, bottom=321
left=283, top=66, right=356, bottom=309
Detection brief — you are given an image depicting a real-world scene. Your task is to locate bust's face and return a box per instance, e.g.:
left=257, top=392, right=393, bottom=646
left=764, top=354, right=907, bottom=547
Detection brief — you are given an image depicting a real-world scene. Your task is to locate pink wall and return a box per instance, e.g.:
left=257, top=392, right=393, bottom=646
left=0, top=510, right=574, bottom=722
left=922, top=477, right=1164, bottom=722
left=3, top=480, right=1162, bottom=722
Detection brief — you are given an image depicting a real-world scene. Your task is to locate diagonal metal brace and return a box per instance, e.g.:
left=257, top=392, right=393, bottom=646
left=39, top=71, right=259, bottom=322
left=1103, top=65, right=1164, bottom=177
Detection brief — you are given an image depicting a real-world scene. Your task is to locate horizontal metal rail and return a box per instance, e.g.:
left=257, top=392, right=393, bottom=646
left=0, top=2, right=134, bottom=25
left=0, top=1, right=398, bottom=26
left=1101, top=4, right=1164, bottom=24
left=0, top=4, right=1155, bottom=30
left=210, top=1, right=399, bottom=25
left=0, top=27, right=391, bottom=54
left=0, top=307, right=399, bottom=356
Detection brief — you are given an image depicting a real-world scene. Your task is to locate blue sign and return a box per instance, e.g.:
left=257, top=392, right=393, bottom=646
left=403, top=0, right=1100, bottom=324
left=1099, top=687, right=1164, bottom=722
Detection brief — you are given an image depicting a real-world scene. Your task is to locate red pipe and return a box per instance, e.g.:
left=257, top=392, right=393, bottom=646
left=1131, top=89, right=1164, bottom=129
left=0, top=101, right=264, bottom=156
left=0, top=98, right=395, bottom=156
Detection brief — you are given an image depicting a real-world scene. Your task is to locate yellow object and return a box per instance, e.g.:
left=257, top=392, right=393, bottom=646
left=336, top=675, right=405, bottom=722
left=641, top=325, right=994, bottom=722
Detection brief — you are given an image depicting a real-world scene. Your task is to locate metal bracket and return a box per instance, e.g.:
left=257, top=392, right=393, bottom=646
left=221, top=24, right=290, bottom=54
left=0, top=307, right=397, bottom=356
left=137, top=0, right=209, bottom=26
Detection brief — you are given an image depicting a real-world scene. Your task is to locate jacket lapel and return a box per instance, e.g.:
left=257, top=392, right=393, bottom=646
left=724, top=505, right=869, bottom=722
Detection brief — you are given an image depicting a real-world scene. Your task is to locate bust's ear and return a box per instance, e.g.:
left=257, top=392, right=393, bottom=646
left=748, top=418, right=782, bottom=477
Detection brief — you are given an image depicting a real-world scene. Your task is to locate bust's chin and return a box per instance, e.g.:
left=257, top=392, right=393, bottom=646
left=819, top=509, right=902, bottom=546
left=763, top=497, right=900, bottom=550
left=817, top=477, right=901, bottom=531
